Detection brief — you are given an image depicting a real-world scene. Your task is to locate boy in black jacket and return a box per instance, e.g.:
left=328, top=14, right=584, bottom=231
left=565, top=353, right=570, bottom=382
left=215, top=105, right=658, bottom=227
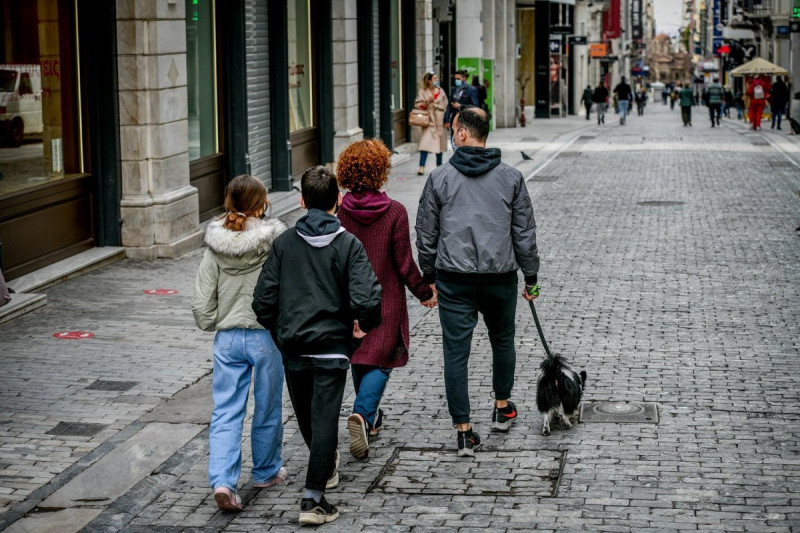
left=252, top=166, right=381, bottom=526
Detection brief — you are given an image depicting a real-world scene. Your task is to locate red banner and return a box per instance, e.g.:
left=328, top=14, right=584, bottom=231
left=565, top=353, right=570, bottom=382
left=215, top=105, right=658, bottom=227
left=603, top=0, right=621, bottom=40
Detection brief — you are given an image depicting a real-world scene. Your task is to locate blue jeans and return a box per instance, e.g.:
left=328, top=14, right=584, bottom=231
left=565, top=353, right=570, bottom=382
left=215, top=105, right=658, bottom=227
left=618, top=100, right=629, bottom=123
left=209, top=329, right=284, bottom=491
left=772, top=107, right=784, bottom=129
left=419, top=151, right=443, bottom=167
left=351, top=365, right=392, bottom=428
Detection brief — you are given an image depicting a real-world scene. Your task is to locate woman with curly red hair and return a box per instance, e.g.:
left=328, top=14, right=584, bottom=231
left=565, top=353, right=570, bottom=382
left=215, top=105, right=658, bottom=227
left=336, top=139, right=437, bottom=459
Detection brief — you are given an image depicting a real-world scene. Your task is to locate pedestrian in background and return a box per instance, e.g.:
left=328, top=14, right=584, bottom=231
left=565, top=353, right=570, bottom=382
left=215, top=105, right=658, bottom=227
left=679, top=81, right=695, bottom=127
left=336, top=139, right=437, bottom=460
left=670, top=84, right=678, bottom=110
left=748, top=75, right=770, bottom=131
left=592, top=80, right=609, bottom=124
left=416, top=106, right=540, bottom=458
left=635, top=88, right=647, bottom=116
left=706, top=76, right=723, bottom=127
left=192, top=175, right=288, bottom=512
left=415, top=72, right=448, bottom=175
left=472, top=75, right=489, bottom=115
left=580, top=85, right=593, bottom=120
left=252, top=166, right=382, bottom=526
left=444, top=69, right=479, bottom=147
left=734, top=89, right=744, bottom=120
left=614, top=76, right=632, bottom=125
left=770, top=75, right=789, bottom=130
left=723, top=87, right=733, bottom=118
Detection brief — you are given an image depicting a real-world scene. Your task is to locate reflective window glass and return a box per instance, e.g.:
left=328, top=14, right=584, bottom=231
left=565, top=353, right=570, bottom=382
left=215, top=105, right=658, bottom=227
left=186, top=0, right=218, bottom=160
left=288, top=0, right=313, bottom=132
left=0, top=0, right=78, bottom=197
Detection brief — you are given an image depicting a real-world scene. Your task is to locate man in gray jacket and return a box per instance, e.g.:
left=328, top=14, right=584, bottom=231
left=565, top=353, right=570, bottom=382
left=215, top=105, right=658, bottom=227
left=415, top=106, right=540, bottom=457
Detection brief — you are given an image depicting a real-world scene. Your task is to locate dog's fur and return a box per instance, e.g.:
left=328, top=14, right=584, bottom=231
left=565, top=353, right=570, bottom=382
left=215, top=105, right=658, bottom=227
left=789, top=117, right=800, bottom=135
left=536, top=354, right=587, bottom=436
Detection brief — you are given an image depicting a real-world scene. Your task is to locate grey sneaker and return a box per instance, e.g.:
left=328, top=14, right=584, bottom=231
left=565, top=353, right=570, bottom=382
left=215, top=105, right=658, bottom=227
left=348, top=413, right=369, bottom=458
left=325, top=450, right=340, bottom=489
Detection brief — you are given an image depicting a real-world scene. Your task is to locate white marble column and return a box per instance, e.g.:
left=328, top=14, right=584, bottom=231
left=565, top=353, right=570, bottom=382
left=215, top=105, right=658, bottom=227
left=116, top=0, right=202, bottom=260
left=332, top=0, right=363, bottom=163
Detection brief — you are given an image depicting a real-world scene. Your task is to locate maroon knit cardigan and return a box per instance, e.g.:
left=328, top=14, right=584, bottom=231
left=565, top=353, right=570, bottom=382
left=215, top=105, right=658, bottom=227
left=338, top=197, right=433, bottom=368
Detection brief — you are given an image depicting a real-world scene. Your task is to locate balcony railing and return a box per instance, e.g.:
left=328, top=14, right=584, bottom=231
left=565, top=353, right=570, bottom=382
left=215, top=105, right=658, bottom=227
left=738, top=0, right=773, bottom=16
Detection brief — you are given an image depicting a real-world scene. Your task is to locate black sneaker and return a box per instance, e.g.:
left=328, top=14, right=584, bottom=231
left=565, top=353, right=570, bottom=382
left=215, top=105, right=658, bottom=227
left=299, top=496, right=339, bottom=525
left=456, top=429, right=482, bottom=457
left=491, top=401, right=518, bottom=432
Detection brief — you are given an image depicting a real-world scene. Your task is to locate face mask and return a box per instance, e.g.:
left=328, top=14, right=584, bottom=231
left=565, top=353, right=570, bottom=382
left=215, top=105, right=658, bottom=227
left=455, top=79, right=463, bottom=87
left=433, top=81, right=439, bottom=87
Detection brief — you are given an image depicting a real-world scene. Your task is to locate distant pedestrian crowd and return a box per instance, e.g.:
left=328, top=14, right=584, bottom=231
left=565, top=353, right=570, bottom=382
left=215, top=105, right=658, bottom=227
left=191, top=87, right=539, bottom=524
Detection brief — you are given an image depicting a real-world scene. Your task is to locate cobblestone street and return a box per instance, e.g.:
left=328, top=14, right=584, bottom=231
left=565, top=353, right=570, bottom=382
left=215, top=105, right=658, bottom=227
left=1, top=104, right=800, bottom=532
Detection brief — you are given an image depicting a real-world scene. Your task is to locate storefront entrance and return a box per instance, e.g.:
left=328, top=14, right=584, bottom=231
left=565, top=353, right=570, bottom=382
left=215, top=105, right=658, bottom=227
left=0, top=0, right=94, bottom=280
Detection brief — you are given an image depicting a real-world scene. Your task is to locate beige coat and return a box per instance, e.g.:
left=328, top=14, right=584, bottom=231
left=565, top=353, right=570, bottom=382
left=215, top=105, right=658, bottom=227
left=414, top=87, right=448, bottom=154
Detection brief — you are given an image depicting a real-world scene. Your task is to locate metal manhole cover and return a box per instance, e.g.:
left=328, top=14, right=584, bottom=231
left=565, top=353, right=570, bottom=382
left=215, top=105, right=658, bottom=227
left=638, top=201, right=685, bottom=207
left=85, top=380, right=139, bottom=392
left=46, top=422, right=108, bottom=437
left=577, top=136, right=595, bottom=140
left=367, top=446, right=566, bottom=497
left=751, top=140, right=770, bottom=146
left=558, top=151, right=580, bottom=157
left=520, top=137, right=539, bottom=142
left=770, top=161, right=796, bottom=169
left=580, top=402, right=658, bottom=423
left=531, top=175, right=559, bottom=182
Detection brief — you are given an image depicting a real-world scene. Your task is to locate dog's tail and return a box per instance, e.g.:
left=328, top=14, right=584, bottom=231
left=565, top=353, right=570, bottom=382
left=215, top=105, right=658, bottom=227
left=539, top=352, right=564, bottom=374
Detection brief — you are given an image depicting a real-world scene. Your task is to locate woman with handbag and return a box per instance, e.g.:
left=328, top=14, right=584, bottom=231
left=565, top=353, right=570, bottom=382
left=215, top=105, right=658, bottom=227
left=413, top=72, right=448, bottom=176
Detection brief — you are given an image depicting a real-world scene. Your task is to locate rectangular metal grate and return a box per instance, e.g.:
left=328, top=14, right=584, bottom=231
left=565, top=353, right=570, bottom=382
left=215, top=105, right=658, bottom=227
left=85, top=380, right=139, bottom=392
left=531, top=175, right=560, bottom=182
left=368, top=446, right=566, bottom=497
left=580, top=401, right=659, bottom=423
left=46, top=422, right=108, bottom=437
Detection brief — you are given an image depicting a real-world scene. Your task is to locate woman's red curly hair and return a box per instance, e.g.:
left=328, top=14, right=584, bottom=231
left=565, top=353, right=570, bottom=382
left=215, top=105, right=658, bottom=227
left=336, top=139, right=392, bottom=192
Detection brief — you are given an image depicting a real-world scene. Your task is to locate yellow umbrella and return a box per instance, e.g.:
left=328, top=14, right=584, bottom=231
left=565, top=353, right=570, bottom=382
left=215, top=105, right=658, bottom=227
left=730, top=57, right=789, bottom=76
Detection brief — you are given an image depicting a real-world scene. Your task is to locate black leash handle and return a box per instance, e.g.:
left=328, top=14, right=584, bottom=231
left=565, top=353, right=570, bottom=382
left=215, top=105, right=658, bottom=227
left=529, top=300, right=552, bottom=358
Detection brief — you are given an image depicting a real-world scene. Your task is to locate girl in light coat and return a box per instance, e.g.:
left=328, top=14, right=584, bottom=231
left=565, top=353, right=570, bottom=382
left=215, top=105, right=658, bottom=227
left=192, top=175, right=287, bottom=511
left=415, top=72, right=449, bottom=175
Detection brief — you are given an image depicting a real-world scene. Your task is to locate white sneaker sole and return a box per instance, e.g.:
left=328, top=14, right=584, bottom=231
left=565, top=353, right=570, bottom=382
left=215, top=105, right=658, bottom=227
left=491, top=418, right=514, bottom=432
left=347, top=414, right=369, bottom=459
left=299, top=510, right=339, bottom=525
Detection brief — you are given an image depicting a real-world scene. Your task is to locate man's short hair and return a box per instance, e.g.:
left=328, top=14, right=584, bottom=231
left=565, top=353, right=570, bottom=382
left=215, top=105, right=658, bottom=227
left=301, top=165, right=339, bottom=210
left=454, top=106, right=489, bottom=142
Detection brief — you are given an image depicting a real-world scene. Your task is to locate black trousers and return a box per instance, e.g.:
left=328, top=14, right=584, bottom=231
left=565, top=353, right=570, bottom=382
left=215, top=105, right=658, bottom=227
left=436, top=278, right=517, bottom=425
left=681, top=106, right=692, bottom=125
left=284, top=357, right=347, bottom=491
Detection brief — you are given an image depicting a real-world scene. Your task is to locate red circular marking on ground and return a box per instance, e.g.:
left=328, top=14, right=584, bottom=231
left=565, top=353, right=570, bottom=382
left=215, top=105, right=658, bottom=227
left=143, top=289, right=179, bottom=295
left=396, top=177, right=408, bottom=181
left=53, top=331, right=95, bottom=340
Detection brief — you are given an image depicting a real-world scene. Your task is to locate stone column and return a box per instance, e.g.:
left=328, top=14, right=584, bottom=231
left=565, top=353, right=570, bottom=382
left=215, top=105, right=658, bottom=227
left=332, top=0, right=363, bottom=163
left=416, top=1, right=434, bottom=81
left=116, top=0, right=202, bottom=260
left=492, top=0, right=518, bottom=127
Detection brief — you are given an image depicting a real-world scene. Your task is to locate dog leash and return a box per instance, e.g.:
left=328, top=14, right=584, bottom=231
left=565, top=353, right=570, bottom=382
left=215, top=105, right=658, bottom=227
left=529, top=300, right=553, bottom=358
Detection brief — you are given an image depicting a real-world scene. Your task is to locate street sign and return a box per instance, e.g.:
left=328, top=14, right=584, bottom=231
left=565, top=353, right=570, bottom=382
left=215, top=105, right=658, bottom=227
left=589, top=43, right=608, bottom=57
left=549, top=38, right=561, bottom=53
left=550, top=25, right=573, bottom=35
left=53, top=331, right=95, bottom=340
left=791, top=20, right=800, bottom=32
left=144, top=289, right=179, bottom=295
left=568, top=36, right=588, bottom=45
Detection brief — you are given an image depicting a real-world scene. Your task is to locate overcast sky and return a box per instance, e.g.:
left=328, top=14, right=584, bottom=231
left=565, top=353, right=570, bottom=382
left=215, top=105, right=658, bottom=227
left=652, top=0, right=682, bottom=38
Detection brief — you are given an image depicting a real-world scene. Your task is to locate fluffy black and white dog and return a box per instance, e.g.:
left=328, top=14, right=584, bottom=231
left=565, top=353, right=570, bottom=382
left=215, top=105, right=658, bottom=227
left=536, top=354, right=587, bottom=436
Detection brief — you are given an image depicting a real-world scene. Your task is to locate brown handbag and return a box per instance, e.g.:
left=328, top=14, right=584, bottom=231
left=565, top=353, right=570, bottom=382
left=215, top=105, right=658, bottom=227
left=408, top=108, right=431, bottom=128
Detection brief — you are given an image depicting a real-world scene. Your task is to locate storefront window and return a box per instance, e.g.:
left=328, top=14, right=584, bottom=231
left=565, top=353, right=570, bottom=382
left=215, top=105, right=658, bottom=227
left=0, top=0, right=79, bottom=197
left=390, top=0, right=403, bottom=111
left=288, top=0, right=313, bottom=132
left=186, top=0, right=218, bottom=160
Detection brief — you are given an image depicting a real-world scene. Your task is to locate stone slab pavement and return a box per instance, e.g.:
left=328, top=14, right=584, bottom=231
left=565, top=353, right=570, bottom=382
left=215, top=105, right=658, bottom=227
left=1, top=103, right=799, bottom=531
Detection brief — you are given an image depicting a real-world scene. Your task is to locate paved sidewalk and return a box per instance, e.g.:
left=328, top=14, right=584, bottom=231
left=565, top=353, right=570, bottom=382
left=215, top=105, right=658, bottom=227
left=1, top=105, right=799, bottom=532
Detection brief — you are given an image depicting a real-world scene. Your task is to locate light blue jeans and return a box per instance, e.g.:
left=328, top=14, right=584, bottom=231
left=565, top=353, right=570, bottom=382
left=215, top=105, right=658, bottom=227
left=351, top=365, right=392, bottom=429
left=618, top=100, right=629, bottom=123
left=209, top=328, right=284, bottom=491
